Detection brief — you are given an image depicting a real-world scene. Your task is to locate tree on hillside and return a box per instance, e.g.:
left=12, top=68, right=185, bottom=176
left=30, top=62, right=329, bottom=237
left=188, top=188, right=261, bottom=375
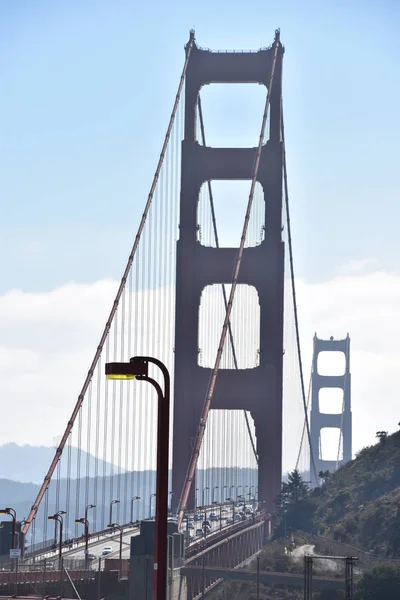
left=275, top=469, right=315, bottom=535
left=318, top=470, right=331, bottom=484
left=376, top=431, right=388, bottom=444
left=356, top=562, right=400, bottom=599
left=280, top=469, right=310, bottom=506
left=389, top=505, right=400, bottom=557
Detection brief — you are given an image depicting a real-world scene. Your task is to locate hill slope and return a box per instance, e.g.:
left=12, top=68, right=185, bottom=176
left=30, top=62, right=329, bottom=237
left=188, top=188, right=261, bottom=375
left=312, top=429, right=400, bottom=554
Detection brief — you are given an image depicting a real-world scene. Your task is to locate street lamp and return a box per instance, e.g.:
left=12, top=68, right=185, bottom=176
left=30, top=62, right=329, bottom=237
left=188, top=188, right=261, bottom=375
left=202, top=487, right=209, bottom=512
left=244, top=485, right=249, bottom=504
left=84, top=504, right=96, bottom=551
left=48, top=512, right=65, bottom=561
left=76, top=506, right=95, bottom=558
left=221, top=485, right=227, bottom=503
left=105, top=355, right=170, bottom=600
left=109, top=500, right=120, bottom=529
left=108, top=523, right=123, bottom=576
left=85, top=504, right=96, bottom=524
left=75, top=518, right=89, bottom=560
left=0, top=508, right=17, bottom=550
left=212, top=501, right=223, bottom=532
left=149, top=493, right=156, bottom=518
left=237, top=494, right=246, bottom=516
left=202, top=487, right=209, bottom=536
left=212, top=486, right=219, bottom=503
left=130, top=496, right=141, bottom=524
left=54, top=510, right=66, bottom=552
left=226, top=497, right=235, bottom=523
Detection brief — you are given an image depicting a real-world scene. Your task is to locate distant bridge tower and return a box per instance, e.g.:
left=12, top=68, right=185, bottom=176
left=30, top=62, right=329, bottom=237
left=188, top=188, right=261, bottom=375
left=172, top=31, right=285, bottom=513
left=310, top=334, right=352, bottom=487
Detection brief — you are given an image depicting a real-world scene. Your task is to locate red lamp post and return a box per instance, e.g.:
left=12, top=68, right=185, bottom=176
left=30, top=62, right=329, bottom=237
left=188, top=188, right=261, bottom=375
left=106, top=356, right=170, bottom=600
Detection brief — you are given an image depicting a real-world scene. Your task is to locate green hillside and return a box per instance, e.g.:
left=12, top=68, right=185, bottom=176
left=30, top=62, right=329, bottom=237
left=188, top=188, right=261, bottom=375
left=312, top=429, right=400, bottom=555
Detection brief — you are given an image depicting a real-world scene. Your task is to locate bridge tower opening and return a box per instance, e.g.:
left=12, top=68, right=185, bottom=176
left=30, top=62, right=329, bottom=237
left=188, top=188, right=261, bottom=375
left=310, top=334, right=352, bottom=487
left=172, top=33, right=285, bottom=513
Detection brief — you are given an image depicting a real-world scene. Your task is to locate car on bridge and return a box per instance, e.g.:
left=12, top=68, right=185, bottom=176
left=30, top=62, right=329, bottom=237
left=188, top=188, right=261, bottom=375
left=102, top=546, right=113, bottom=556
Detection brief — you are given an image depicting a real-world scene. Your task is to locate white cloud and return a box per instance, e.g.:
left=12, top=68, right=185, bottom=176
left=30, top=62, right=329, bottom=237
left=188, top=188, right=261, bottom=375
left=0, top=264, right=398, bottom=475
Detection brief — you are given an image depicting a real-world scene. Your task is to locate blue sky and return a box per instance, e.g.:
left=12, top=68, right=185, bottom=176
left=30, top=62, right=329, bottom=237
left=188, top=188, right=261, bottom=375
left=1, top=1, right=400, bottom=462
left=1, top=0, right=399, bottom=294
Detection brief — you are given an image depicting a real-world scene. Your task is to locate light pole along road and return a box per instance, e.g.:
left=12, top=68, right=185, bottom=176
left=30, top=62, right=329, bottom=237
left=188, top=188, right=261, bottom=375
left=106, top=356, right=170, bottom=600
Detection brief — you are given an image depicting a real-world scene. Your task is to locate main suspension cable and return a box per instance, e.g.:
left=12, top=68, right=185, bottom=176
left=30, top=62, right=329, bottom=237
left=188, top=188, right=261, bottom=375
left=22, top=34, right=195, bottom=535
left=281, top=104, right=319, bottom=484
left=197, top=95, right=259, bottom=464
left=177, top=32, right=281, bottom=529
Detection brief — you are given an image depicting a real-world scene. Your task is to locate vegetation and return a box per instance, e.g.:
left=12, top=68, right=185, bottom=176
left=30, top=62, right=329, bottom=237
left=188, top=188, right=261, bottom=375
left=356, top=563, right=400, bottom=599
left=311, top=429, right=400, bottom=555
left=209, top=430, right=400, bottom=598
left=275, top=469, right=315, bottom=535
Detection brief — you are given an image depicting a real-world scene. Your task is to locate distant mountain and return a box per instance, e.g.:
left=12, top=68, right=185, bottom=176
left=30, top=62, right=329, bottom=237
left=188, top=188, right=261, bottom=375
left=0, top=463, right=258, bottom=544
left=0, top=443, right=126, bottom=484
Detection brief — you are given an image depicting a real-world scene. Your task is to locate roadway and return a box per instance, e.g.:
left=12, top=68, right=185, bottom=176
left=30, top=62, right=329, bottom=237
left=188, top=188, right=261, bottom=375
left=30, top=502, right=253, bottom=564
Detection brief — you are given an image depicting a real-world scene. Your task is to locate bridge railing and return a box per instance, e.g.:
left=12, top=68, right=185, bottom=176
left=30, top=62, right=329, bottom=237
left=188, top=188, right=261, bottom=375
left=185, top=510, right=266, bottom=559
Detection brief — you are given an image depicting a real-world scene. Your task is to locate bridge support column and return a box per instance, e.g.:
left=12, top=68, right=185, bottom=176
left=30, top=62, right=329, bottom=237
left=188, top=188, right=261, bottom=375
left=310, top=334, right=352, bottom=487
left=172, top=33, right=285, bottom=515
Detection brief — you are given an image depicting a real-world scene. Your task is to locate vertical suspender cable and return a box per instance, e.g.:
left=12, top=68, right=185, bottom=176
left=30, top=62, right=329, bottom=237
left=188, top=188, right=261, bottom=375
left=295, top=368, right=312, bottom=471
left=281, top=106, right=318, bottom=484
left=22, top=35, right=195, bottom=535
left=177, top=33, right=281, bottom=528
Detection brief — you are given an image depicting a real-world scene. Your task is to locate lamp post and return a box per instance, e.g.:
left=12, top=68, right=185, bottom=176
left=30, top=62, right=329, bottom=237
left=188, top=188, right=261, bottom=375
left=202, top=487, right=209, bottom=513
left=108, top=523, right=123, bottom=577
left=221, top=485, right=227, bottom=503
left=84, top=504, right=96, bottom=551
left=76, top=508, right=94, bottom=557
left=130, top=496, right=141, bottom=524
left=226, top=497, right=235, bottom=523
left=109, top=500, right=120, bottom=529
left=75, top=517, right=89, bottom=564
left=238, top=493, right=247, bottom=515
left=212, top=501, right=222, bottom=532
left=48, top=513, right=64, bottom=562
left=212, top=486, right=219, bottom=504
left=54, top=510, right=66, bottom=553
left=85, top=504, right=96, bottom=527
left=247, top=492, right=253, bottom=512
left=0, top=507, right=17, bottom=550
left=105, top=355, right=170, bottom=600
left=244, top=485, right=249, bottom=508
left=149, top=493, right=156, bottom=518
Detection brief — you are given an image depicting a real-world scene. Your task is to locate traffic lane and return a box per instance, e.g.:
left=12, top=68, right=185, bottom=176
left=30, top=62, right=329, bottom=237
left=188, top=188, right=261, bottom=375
left=63, top=528, right=139, bottom=560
